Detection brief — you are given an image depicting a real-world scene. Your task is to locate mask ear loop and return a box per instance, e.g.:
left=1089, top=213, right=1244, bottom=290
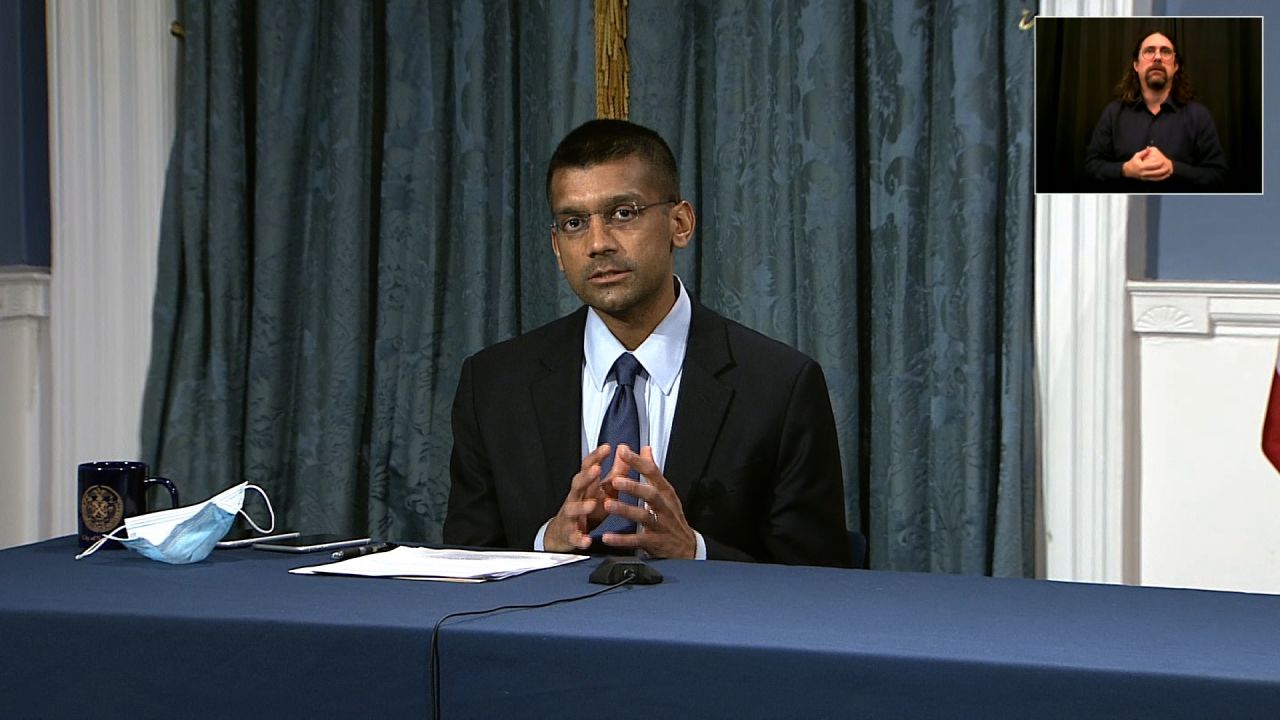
left=237, top=484, right=276, bottom=534
left=74, top=524, right=131, bottom=560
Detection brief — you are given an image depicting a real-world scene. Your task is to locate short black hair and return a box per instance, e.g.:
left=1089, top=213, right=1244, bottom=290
left=545, top=119, right=680, bottom=207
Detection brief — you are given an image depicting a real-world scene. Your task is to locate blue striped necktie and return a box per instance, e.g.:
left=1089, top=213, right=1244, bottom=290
left=591, top=352, right=644, bottom=537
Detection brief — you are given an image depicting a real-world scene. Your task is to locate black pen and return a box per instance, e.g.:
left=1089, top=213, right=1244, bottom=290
left=331, top=542, right=396, bottom=561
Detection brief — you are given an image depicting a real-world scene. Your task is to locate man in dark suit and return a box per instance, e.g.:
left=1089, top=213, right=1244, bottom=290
left=443, top=119, right=851, bottom=567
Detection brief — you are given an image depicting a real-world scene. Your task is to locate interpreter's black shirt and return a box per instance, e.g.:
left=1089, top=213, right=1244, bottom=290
left=1083, top=98, right=1226, bottom=192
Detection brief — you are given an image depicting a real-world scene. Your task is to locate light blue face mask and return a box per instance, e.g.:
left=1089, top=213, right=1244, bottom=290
left=75, top=482, right=274, bottom=565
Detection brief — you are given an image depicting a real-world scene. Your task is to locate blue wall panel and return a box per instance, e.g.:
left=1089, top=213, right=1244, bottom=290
left=0, top=0, right=50, bottom=268
left=1150, top=0, right=1279, bottom=281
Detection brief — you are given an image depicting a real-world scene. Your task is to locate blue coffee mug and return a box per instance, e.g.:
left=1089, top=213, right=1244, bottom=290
left=77, top=461, right=180, bottom=549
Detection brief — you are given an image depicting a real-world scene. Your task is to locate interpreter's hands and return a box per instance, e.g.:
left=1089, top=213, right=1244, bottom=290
left=543, top=444, right=612, bottom=552
left=599, top=445, right=697, bottom=560
left=1141, top=146, right=1174, bottom=180
left=1122, top=146, right=1174, bottom=182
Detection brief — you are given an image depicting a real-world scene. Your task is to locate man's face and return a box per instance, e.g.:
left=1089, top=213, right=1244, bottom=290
left=549, top=155, right=694, bottom=326
left=1133, top=32, right=1177, bottom=93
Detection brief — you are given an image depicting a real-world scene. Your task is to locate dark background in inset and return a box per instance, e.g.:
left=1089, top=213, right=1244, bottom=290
left=1036, top=17, right=1262, bottom=194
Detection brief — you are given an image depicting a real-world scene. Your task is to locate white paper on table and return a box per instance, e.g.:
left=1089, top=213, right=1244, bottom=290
left=289, top=546, right=589, bottom=582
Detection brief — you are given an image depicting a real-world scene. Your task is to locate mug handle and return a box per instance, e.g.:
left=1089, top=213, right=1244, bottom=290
left=144, top=477, right=180, bottom=509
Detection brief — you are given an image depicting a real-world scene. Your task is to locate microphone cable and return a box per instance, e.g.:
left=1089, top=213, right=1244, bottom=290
left=429, top=577, right=637, bottom=720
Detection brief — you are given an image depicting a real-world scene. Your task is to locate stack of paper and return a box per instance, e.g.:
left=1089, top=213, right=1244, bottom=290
left=289, top=546, right=588, bottom=582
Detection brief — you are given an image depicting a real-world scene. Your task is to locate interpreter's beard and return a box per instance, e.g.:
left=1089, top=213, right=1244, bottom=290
left=1145, top=67, right=1168, bottom=91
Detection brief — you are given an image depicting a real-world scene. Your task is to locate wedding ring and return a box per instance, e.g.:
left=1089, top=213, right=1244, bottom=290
left=647, top=508, right=659, bottom=526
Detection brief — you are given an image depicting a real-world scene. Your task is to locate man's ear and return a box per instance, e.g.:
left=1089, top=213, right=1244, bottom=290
left=669, top=200, right=696, bottom=250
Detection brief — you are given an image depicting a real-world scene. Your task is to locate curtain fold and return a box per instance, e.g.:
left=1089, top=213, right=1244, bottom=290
left=863, top=1, right=1034, bottom=575
left=144, top=0, right=1035, bottom=573
left=243, top=0, right=379, bottom=538
left=143, top=0, right=252, bottom=511
left=365, top=0, right=594, bottom=540
left=628, top=0, right=1035, bottom=574
left=143, top=0, right=593, bottom=541
left=627, top=0, right=864, bottom=557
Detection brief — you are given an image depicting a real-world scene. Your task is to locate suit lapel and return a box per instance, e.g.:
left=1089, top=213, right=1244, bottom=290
left=527, top=300, right=734, bottom=509
left=530, top=308, right=587, bottom=513
left=664, top=299, right=733, bottom=502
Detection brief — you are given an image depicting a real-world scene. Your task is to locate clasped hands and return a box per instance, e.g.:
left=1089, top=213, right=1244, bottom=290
left=544, top=443, right=696, bottom=559
left=1122, top=146, right=1174, bottom=182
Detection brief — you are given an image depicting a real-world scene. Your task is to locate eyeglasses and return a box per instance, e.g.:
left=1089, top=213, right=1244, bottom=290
left=550, top=200, right=678, bottom=236
left=1140, top=46, right=1175, bottom=60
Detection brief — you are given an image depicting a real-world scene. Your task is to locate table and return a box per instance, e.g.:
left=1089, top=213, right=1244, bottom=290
left=2, top=537, right=1279, bottom=718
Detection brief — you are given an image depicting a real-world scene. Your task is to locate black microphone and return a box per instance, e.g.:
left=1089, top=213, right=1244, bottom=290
left=589, top=557, right=664, bottom=585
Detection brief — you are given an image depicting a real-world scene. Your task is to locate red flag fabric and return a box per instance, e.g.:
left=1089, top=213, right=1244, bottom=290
left=1265, top=350, right=1280, bottom=474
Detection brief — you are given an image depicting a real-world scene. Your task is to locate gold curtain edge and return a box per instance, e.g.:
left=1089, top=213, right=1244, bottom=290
left=594, top=0, right=629, bottom=120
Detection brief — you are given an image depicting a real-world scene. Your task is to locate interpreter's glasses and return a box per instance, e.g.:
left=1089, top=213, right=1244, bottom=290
left=550, top=200, right=677, bottom=236
left=1140, top=46, right=1175, bottom=60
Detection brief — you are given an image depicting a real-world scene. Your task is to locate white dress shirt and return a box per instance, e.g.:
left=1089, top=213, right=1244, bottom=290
left=535, top=277, right=706, bottom=559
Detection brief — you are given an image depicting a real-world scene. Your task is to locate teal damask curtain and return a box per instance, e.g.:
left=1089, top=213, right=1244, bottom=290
left=629, top=0, right=1034, bottom=575
left=142, top=0, right=594, bottom=540
left=143, top=0, right=1034, bottom=575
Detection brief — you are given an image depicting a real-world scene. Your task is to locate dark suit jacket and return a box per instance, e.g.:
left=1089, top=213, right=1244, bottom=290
left=443, top=295, right=852, bottom=568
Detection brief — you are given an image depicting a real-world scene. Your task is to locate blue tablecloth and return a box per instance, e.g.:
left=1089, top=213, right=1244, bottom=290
left=2, top=537, right=1279, bottom=718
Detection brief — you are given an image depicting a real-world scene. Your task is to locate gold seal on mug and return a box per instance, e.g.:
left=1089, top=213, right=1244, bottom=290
left=76, top=462, right=180, bottom=548
left=80, top=484, right=124, bottom=534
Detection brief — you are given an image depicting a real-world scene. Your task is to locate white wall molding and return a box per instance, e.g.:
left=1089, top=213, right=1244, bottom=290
left=1035, top=1, right=1142, bottom=586
left=1034, top=0, right=1279, bottom=592
left=1035, top=194, right=1136, bottom=585
left=0, top=270, right=50, bottom=320
left=1131, top=282, right=1280, bottom=593
left=44, top=0, right=178, bottom=541
left=0, top=270, right=51, bottom=549
left=1039, top=0, right=1147, bottom=18
left=1130, top=281, right=1280, bottom=337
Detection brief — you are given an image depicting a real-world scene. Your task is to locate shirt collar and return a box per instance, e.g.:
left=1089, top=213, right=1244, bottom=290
left=584, top=276, right=691, bottom=396
left=1129, top=97, right=1180, bottom=113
